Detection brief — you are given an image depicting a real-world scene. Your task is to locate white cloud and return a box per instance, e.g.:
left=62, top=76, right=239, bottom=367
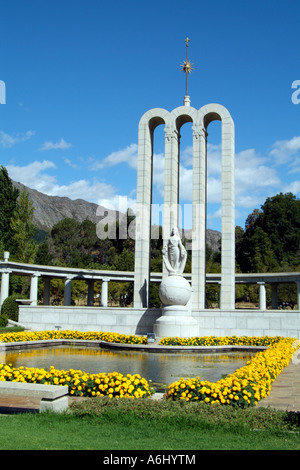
left=92, top=144, right=138, bottom=170
left=234, top=148, right=281, bottom=209
left=269, top=136, right=300, bottom=165
left=64, top=158, right=78, bottom=169
left=288, top=156, right=300, bottom=174
left=6, top=160, right=57, bottom=193
left=50, top=179, right=117, bottom=204
left=236, top=162, right=279, bottom=189
left=179, top=166, right=193, bottom=201
left=207, top=143, right=222, bottom=176
left=236, top=194, right=263, bottom=210
left=0, top=130, right=35, bottom=147
left=181, top=145, right=193, bottom=167
left=152, top=152, right=165, bottom=198
left=96, top=140, right=299, bottom=224
left=5, top=160, right=117, bottom=206
left=181, top=143, right=222, bottom=174
left=95, top=142, right=291, bottom=213
left=282, top=180, right=300, bottom=195
left=97, top=195, right=137, bottom=214
left=180, top=145, right=282, bottom=208
left=5, top=134, right=299, bottom=230
left=40, top=138, right=72, bottom=151
left=207, top=206, right=222, bottom=221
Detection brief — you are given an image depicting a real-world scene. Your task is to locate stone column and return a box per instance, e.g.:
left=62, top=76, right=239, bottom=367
left=0, top=270, right=10, bottom=306
left=30, top=274, right=39, bottom=306
left=271, top=283, right=278, bottom=310
left=133, top=116, right=153, bottom=308
left=218, top=281, right=222, bottom=309
left=101, top=277, right=109, bottom=307
left=192, top=125, right=207, bottom=310
left=296, top=280, right=300, bottom=311
left=163, top=127, right=180, bottom=255
left=43, top=278, right=51, bottom=305
left=64, top=276, right=72, bottom=306
left=258, top=282, right=267, bottom=311
left=87, top=280, right=94, bottom=306
left=220, top=116, right=235, bottom=310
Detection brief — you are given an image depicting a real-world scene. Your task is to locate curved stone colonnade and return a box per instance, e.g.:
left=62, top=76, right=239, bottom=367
left=134, top=103, right=235, bottom=312
left=0, top=255, right=125, bottom=308
left=1, top=258, right=299, bottom=311
left=0, top=257, right=299, bottom=337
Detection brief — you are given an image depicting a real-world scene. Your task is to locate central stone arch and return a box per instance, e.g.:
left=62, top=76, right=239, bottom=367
left=133, top=104, right=235, bottom=312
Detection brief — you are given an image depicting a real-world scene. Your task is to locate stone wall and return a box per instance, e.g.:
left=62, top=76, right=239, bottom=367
left=192, top=309, right=300, bottom=339
left=18, top=305, right=162, bottom=336
left=18, top=305, right=300, bottom=339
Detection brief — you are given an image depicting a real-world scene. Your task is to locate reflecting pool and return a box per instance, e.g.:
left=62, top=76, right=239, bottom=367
left=5, top=346, right=256, bottom=388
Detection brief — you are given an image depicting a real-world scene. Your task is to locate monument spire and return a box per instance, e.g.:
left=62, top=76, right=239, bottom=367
left=180, top=37, right=194, bottom=106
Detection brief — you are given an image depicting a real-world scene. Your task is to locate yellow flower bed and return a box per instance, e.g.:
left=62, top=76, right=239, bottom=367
left=0, top=330, right=150, bottom=398
left=159, top=335, right=283, bottom=347
left=0, top=363, right=150, bottom=399
left=0, top=329, right=148, bottom=345
left=0, top=330, right=299, bottom=405
left=165, top=337, right=300, bottom=407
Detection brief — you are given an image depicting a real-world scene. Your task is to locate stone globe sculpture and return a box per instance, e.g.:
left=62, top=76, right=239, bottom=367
left=154, top=228, right=197, bottom=338
left=158, top=228, right=192, bottom=307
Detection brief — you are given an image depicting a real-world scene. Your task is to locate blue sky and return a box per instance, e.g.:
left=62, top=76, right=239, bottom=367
left=0, top=0, right=299, bottom=232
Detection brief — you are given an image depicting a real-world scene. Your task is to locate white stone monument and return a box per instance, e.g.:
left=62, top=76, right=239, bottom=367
left=133, top=39, right=235, bottom=335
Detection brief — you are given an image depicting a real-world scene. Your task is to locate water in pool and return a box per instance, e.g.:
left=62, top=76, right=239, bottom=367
left=5, top=346, right=255, bottom=387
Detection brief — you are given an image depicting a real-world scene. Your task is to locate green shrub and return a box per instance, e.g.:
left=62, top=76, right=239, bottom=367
left=0, top=294, right=26, bottom=322
left=0, top=314, right=8, bottom=327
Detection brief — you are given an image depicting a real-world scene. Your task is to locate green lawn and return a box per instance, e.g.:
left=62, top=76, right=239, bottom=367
left=0, top=398, right=299, bottom=451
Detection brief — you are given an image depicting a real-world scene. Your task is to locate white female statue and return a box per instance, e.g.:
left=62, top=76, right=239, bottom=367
left=162, top=227, right=187, bottom=275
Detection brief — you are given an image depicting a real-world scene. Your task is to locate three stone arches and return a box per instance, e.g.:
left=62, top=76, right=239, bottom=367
left=134, top=104, right=235, bottom=311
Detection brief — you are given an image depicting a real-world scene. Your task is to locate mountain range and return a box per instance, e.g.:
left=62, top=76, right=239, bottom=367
left=12, top=181, right=221, bottom=252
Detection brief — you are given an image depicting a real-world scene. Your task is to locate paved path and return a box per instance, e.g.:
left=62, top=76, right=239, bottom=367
left=257, top=360, right=300, bottom=413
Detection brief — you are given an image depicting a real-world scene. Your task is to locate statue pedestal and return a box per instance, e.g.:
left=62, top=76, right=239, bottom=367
left=154, top=274, right=198, bottom=338
left=153, top=305, right=199, bottom=338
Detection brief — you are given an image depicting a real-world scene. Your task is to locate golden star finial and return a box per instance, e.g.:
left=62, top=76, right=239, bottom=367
left=180, top=38, right=194, bottom=97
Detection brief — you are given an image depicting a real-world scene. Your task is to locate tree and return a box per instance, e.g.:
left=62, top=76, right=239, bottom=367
left=78, top=220, right=99, bottom=252
left=113, top=248, right=134, bottom=271
left=259, top=193, right=300, bottom=265
left=0, top=166, right=19, bottom=251
left=50, top=218, right=81, bottom=265
left=247, top=227, right=279, bottom=272
left=237, top=193, right=300, bottom=272
left=34, top=239, right=53, bottom=265
left=235, top=225, right=244, bottom=272
left=10, top=187, right=37, bottom=263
